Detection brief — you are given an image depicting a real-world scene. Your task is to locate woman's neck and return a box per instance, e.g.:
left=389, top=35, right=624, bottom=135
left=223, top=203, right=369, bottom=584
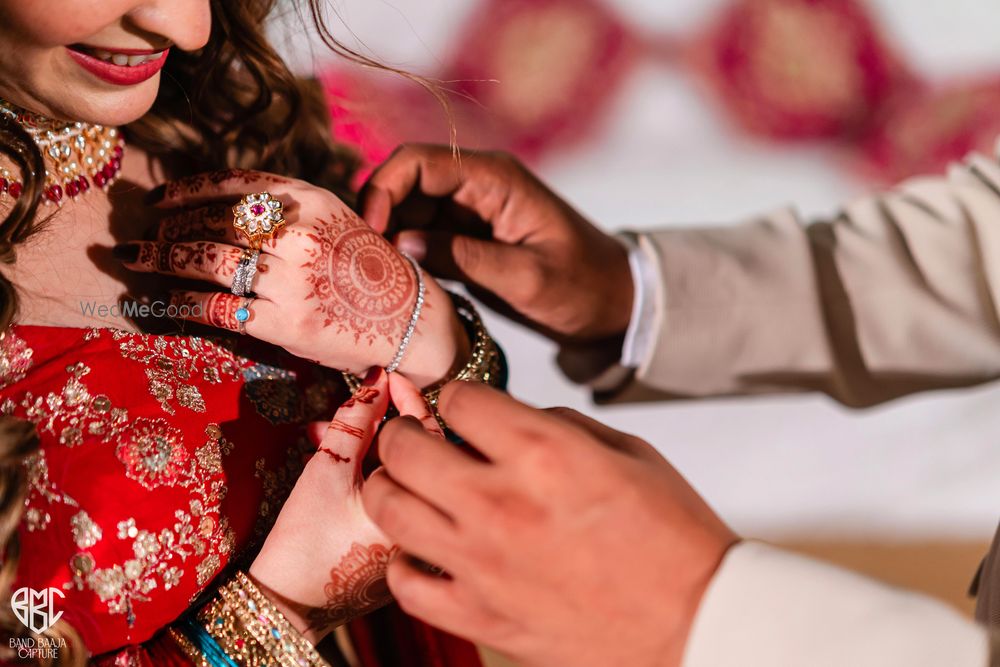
left=0, top=140, right=167, bottom=332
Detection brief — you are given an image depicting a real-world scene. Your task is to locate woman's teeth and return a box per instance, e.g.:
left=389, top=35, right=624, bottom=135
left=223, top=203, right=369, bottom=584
left=91, top=50, right=161, bottom=66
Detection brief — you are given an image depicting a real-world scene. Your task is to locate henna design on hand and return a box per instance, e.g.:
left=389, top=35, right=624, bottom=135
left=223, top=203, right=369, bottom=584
left=164, top=169, right=292, bottom=199
left=327, top=419, right=365, bottom=440
left=341, top=385, right=380, bottom=409
left=318, top=449, right=351, bottom=464
left=306, top=543, right=399, bottom=632
left=135, top=241, right=242, bottom=277
left=182, top=242, right=243, bottom=278
left=301, top=213, right=416, bottom=347
left=205, top=293, right=243, bottom=331
left=159, top=204, right=231, bottom=242
left=135, top=240, right=164, bottom=272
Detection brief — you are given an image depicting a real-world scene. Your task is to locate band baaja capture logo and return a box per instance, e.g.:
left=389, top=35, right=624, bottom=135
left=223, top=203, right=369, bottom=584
left=9, top=587, right=68, bottom=659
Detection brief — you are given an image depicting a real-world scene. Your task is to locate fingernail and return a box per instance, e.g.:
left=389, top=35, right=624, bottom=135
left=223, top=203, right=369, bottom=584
left=143, top=184, right=166, bottom=205
left=363, top=367, right=383, bottom=385
left=112, top=243, right=140, bottom=262
left=396, top=233, right=427, bottom=262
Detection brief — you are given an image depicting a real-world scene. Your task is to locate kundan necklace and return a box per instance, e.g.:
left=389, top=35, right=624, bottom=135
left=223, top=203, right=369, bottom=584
left=0, top=98, right=124, bottom=206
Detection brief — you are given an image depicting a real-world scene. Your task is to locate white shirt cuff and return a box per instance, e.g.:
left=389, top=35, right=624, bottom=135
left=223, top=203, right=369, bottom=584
left=682, top=541, right=990, bottom=667
left=617, top=232, right=662, bottom=369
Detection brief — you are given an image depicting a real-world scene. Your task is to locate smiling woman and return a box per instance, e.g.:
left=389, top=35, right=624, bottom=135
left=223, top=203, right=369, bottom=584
left=0, top=0, right=498, bottom=666
left=66, top=46, right=170, bottom=86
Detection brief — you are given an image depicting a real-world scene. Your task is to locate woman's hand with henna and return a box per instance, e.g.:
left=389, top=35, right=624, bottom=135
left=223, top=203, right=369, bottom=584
left=248, top=368, right=446, bottom=643
left=118, top=169, right=468, bottom=387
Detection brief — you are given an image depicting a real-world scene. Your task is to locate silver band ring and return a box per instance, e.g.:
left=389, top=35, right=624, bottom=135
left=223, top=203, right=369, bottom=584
left=231, top=248, right=260, bottom=297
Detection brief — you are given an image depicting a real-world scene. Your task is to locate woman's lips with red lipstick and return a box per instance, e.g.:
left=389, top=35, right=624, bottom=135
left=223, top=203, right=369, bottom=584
left=66, top=45, right=169, bottom=86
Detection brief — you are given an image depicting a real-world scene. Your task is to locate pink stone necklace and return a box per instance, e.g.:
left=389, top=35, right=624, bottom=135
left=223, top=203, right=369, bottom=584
left=0, top=98, right=124, bottom=206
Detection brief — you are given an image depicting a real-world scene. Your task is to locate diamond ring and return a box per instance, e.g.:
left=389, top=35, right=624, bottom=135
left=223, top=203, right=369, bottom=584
left=233, top=192, right=285, bottom=249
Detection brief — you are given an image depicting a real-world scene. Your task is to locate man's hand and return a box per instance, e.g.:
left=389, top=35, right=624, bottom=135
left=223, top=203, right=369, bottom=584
left=360, top=145, right=634, bottom=343
left=361, top=382, right=738, bottom=667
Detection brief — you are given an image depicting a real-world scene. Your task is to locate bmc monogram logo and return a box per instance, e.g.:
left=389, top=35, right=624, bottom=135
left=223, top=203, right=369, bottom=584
left=11, top=587, right=64, bottom=634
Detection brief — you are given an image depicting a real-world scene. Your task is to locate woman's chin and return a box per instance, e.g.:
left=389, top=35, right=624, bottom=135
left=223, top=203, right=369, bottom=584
left=74, top=88, right=159, bottom=126
left=26, top=80, right=160, bottom=127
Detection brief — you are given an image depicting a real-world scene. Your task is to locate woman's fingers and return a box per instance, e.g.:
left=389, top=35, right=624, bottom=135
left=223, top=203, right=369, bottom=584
left=318, top=369, right=390, bottom=490
left=119, top=240, right=241, bottom=282
left=155, top=203, right=233, bottom=242
left=168, top=290, right=278, bottom=335
left=388, top=372, right=444, bottom=438
left=118, top=240, right=282, bottom=298
left=155, top=204, right=283, bottom=253
left=149, top=168, right=296, bottom=209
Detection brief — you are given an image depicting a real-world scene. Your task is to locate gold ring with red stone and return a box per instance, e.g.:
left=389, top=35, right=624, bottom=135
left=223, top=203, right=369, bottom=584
left=232, top=192, right=285, bottom=249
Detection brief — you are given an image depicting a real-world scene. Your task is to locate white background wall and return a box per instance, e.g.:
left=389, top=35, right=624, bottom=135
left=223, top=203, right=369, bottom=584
left=285, top=0, right=1000, bottom=540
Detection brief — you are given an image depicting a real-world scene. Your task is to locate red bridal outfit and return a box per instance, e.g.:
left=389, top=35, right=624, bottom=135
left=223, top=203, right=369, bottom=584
left=2, top=325, right=481, bottom=666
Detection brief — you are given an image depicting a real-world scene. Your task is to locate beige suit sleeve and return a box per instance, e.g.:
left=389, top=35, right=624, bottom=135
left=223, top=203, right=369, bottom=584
left=682, top=541, right=992, bottom=667
left=578, top=146, right=1000, bottom=406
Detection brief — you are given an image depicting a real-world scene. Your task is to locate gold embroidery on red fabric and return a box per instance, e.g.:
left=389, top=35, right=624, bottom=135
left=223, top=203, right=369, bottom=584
left=116, top=418, right=189, bottom=489
left=73, top=500, right=232, bottom=624
left=9, top=359, right=237, bottom=626
left=70, top=510, right=103, bottom=549
left=0, top=330, right=33, bottom=389
left=19, top=363, right=129, bottom=447
left=23, top=450, right=79, bottom=533
left=112, top=331, right=243, bottom=416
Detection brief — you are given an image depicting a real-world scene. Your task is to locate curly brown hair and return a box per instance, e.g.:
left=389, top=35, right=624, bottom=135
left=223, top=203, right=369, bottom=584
left=0, top=1, right=442, bottom=663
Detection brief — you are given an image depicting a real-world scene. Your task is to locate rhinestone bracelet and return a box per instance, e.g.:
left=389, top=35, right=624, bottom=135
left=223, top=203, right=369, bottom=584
left=385, top=252, right=425, bottom=373
left=344, top=291, right=503, bottom=429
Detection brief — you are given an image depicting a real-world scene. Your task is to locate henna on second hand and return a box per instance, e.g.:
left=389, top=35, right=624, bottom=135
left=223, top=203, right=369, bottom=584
left=301, top=213, right=416, bottom=347
left=306, top=543, right=399, bottom=632
left=341, top=385, right=380, bottom=409
left=327, top=419, right=365, bottom=440
left=318, top=449, right=351, bottom=464
left=164, top=169, right=292, bottom=200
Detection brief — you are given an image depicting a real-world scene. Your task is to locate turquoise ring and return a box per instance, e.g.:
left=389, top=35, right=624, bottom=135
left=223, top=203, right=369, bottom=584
left=235, top=297, right=253, bottom=334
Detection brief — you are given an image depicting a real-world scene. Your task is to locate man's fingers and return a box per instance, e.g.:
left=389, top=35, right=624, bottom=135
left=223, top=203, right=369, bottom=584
left=361, top=145, right=525, bottom=235
left=394, top=230, right=542, bottom=304
left=385, top=556, right=487, bottom=643
left=435, top=382, right=585, bottom=463
left=388, top=372, right=444, bottom=437
left=543, top=407, right=661, bottom=460
left=378, top=416, right=489, bottom=512
left=317, top=369, right=390, bottom=489
left=362, top=468, right=459, bottom=569
left=359, top=144, right=463, bottom=234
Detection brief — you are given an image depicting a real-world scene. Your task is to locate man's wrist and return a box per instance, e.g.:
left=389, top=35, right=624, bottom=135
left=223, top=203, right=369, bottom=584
left=617, top=231, right=661, bottom=370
